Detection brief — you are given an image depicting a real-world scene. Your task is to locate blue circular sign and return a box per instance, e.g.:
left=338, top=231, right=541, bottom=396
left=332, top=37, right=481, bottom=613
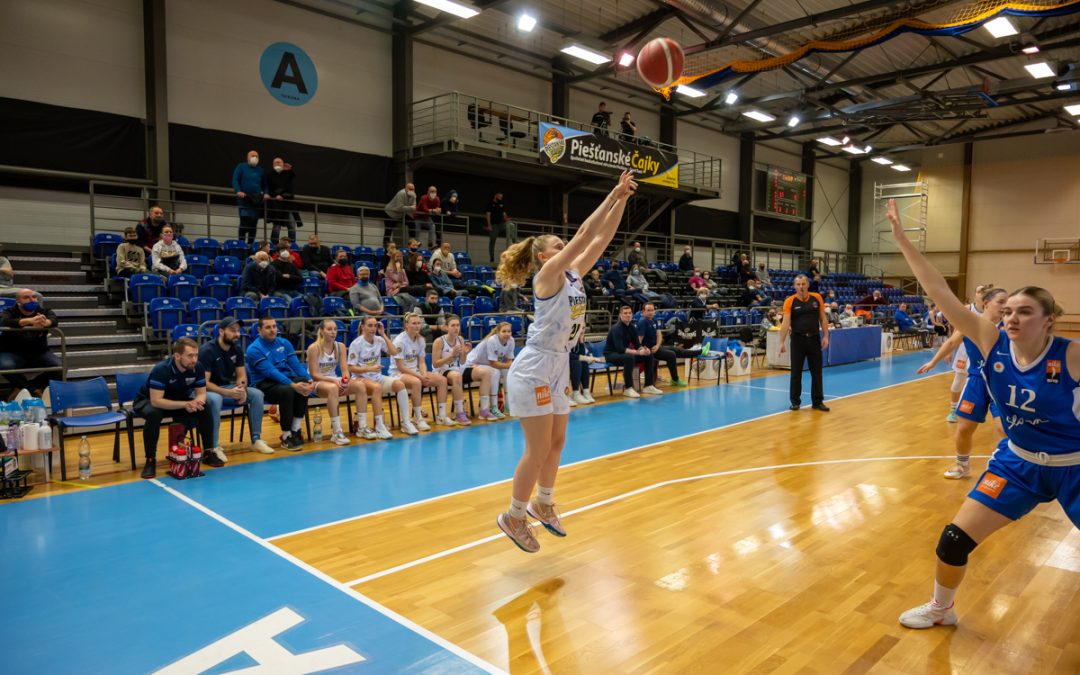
left=259, top=42, right=318, bottom=106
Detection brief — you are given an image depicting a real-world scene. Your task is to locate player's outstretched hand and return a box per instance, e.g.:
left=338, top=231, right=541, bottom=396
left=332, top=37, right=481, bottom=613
left=916, top=362, right=933, bottom=375
left=613, top=171, right=638, bottom=200
left=886, top=198, right=903, bottom=240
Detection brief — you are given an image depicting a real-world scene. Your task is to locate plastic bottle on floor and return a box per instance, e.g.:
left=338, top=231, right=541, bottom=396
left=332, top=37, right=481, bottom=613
left=78, top=435, right=92, bottom=480
left=313, top=415, right=323, bottom=443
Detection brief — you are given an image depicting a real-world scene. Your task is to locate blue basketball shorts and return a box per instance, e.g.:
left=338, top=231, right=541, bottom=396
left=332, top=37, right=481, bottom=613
left=968, top=440, right=1080, bottom=528
left=955, top=375, right=999, bottom=423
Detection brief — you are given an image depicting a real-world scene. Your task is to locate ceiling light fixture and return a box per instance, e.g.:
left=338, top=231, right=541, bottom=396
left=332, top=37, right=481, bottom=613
left=841, top=145, right=866, bottom=155
left=787, top=114, right=801, bottom=127
left=1056, top=82, right=1074, bottom=91
left=677, top=85, right=707, bottom=98
left=415, top=0, right=479, bottom=19
left=560, top=44, right=611, bottom=65
left=1021, top=44, right=1040, bottom=54
left=871, top=157, right=894, bottom=165
left=841, top=135, right=850, bottom=145
left=618, top=52, right=635, bottom=67
left=517, top=13, right=536, bottom=32
left=743, top=110, right=776, bottom=122
left=891, top=164, right=912, bottom=172
left=983, top=16, right=1018, bottom=39
left=817, top=137, right=842, bottom=146
left=725, top=91, right=739, bottom=105
left=1024, top=62, right=1055, bottom=79
left=1065, top=103, right=1080, bottom=115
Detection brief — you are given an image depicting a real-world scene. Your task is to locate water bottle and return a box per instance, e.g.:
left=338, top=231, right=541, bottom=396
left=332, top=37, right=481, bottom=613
left=38, top=424, right=52, bottom=451
left=312, top=415, right=323, bottom=443
left=78, top=435, right=92, bottom=480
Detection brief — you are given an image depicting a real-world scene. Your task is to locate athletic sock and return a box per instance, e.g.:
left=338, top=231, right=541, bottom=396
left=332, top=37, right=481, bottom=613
left=330, top=416, right=342, bottom=433
left=413, top=406, right=423, bottom=420
left=454, top=399, right=465, bottom=413
left=932, top=581, right=957, bottom=608
left=438, top=402, right=447, bottom=417
left=357, top=413, right=367, bottom=429
left=537, top=485, right=554, bottom=505
left=949, top=402, right=958, bottom=414
left=291, top=418, right=303, bottom=432
left=956, top=455, right=970, bottom=464
left=281, top=431, right=292, bottom=441
left=508, top=497, right=527, bottom=520
left=396, top=390, right=410, bottom=421
left=373, top=414, right=383, bottom=427
left=480, top=395, right=490, bottom=411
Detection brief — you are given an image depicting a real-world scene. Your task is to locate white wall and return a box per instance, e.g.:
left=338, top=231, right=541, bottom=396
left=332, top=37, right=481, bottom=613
left=166, top=0, right=393, bottom=156
left=677, top=122, right=740, bottom=212
left=414, top=42, right=550, bottom=112
left=0, top=0, right=145, bottom=117
left=812, top=161, right=849, bottom=252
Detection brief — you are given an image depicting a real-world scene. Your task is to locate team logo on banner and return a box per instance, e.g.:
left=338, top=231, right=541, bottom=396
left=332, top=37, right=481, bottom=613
left=538, top=122, right=680, bottom=188
left=260, top=42, right=318, bottom=106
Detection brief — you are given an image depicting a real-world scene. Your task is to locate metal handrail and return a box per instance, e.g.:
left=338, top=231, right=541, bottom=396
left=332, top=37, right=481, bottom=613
left=0, top=326, right=68, bottom=384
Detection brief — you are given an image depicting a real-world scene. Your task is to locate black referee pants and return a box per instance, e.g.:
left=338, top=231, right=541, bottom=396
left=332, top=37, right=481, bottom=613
left=789, top=332, right=824, bottom=406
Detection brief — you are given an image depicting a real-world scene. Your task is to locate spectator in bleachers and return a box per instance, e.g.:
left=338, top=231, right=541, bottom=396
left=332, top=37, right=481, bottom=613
left=568, top=337, right=598, bottom=405
left=378, top=241, right=398, bottom=272
left=584, top=268, right=606, bottom=297
left=824, top=289, right=837, bottom=302
left=270, top=246, right=303, bottom=300
left=414, top=186, right=441, bottom=249
left=739, top=279, right=770, bottom=308
left=267, top=157, right=301, bottom=243
left=326, top=249, right=356, bottom=297
left=347, top=266, right=384, bottom=316
left=626, top=264, right=672, bottom=308
left=602, top=265, right=628, bottom=298
left=463, top=321, right=515, bottom=419
left=240, top=251, right=282, bottom=302
left=620, top=111, right=637, bottom=140
left=417, top=288, right=447, bottom=339
left=627, top=241, right=646, bottom=268
left=406, top=238, right=422, bottom=257
left=639, top=302, right=699, bottom=388
left=135, top=337, right=219, bottom=479
left=391, top=312, right=454, bottom=429
left=407, top=251, right=432, bottom=293
left=0, top=288, right=60, bottom=396
left=927, top=301, right=948, bottom=336
left=248, top=240, right=271, bottom=265
left=151, top=226, right=187, bottom=277
left=306, top=319, right=369, bottom=445
left=825, top=301, right=843, bottom=328
left=347, top=315, right=405, bottom=439
left=444, top=190, right=460, bottom=217
left=893, top=302, right=916, bottom=332
left=114, top=227, right=148, bottom=278
left=688, top=268, right=705, bottom=290
left=756, top=262, right=770, bottom=284
left=485, top=192, right=506, bottom=263
left=604, top=305, right=659, bottom=398
left=431, top=314, right=480, bottom=424
left=272, top=239, right=298, bottom=266
left=691, top=288, right=719, bottom=310
left=232, top=150, right=269, bottom=246
left=700, top=270, right=719, bottom=294
left=199, top=317, right=274, bottom=460
left=384, top=252, right=419, bottom=313
left=499, top=280, right=520, bottom=311
left=246, top=316, right=314, bottom=451
left=300, top=234, right=331, bottom=280
left=384, top=182, right=417, bottom=246
left=841, top=304, right=857, bottom=321
left=678, top=246, right=694, bottom=272
left=736, top=255, right=755, bottom=284
left=591, top=101, right=612, bottom=136
left=429, top=257, right=458, bottom=298
left=136, top=205, right=171, bottom=255
left=856, top=289, right=887, bottom=309
left=0, top=255, right=15, bottom=296
left=429, top=241, right=463, bottom=286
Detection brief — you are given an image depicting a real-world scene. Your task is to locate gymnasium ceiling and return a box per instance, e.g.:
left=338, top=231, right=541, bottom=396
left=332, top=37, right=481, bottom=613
left=279, top=0, right=1080, bottom=158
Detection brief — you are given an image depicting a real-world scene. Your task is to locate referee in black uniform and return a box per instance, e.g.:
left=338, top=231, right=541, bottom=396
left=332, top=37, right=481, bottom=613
left=778, top=274, right=830, bottom=411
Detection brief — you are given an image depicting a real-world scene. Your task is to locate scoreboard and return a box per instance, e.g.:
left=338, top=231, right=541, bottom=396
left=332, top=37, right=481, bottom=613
left=763, top=166, right=809, bottom=219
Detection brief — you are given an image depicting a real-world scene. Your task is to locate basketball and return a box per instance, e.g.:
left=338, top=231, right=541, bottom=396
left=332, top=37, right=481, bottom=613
left=636, top=37, right=684, bottom=89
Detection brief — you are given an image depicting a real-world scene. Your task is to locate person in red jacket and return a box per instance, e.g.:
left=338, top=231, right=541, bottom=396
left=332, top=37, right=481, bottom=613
left=326, top=250, right=356, bottom=297
left=415, top=186, right=441, bottom=249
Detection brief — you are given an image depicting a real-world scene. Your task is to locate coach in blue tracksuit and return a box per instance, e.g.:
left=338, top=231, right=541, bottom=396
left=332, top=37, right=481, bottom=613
left=232, top=150, right=269, bottom=247
left=245, top=316, right=314, bottom=451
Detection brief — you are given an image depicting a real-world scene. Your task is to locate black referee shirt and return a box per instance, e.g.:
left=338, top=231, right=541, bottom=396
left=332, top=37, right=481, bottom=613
left=783, top=292, right=826, bottom=335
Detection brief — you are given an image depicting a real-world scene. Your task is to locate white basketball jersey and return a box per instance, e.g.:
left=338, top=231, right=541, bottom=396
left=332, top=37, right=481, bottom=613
left=389, top=332, right=425, bottom=376
left=347, top=335, right=388, bottom=381
left=315, top=344, right=339, bottom=377
left=466, top=334, right=515, bottom=367
left=436, top=335, right=465, bottom=373
left=524, top=270, right=587, bottom=353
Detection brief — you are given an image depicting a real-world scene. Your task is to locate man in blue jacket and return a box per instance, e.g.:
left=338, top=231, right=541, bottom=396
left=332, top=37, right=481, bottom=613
left=232, top=150, right=269, bottom=246
left=245, top=316, right=314, bottom=450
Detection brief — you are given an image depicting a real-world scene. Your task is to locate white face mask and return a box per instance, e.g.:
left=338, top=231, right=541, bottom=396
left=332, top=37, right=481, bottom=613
left=279, top=253, right=290, bottom=263
left=428, top=191, right=436, bottom=198
left=416, top=261, right=423, bottom=270
left=258, top=260, right=269, bottom=269
left=248, top=157, right=259, bottom=166
left=406, top=190, right=416, bottom=198
left=273, top=165, right=283, bottom=173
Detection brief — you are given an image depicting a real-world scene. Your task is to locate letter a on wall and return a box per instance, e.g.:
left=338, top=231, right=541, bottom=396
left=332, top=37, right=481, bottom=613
left=260, top=42, right=318, bottom=106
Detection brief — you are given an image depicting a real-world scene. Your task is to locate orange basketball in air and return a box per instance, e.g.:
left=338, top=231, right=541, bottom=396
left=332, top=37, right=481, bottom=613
left=637, top=37, right=684, bottom=89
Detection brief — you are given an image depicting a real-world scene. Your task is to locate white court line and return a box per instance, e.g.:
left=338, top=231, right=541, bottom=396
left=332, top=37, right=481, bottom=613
left=727, top=382, right=841, bottom=399
left=345, top=453, right=991, bottom=587
left=150, top=479, right=506, bottom=675
left=267, top=372, right=950, bottom=541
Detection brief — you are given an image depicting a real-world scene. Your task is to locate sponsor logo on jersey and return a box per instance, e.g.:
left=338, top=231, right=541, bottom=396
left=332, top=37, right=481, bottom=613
left=976, top=472, right=1007, bottom=499
left=959, top=400, right=975, bottom=413
left=534, top=385, right=551, bottom=406
left=993, top=361, right=1005, bottom=373
left=1046, top=359, right=1061, bottom=384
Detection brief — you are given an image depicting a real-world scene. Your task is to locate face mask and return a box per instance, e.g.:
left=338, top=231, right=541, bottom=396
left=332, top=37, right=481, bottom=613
left=21, top=301, right=39, bottom=313
left=406, top=191, right=416, bottom=198
left=338, top=259, right=348, bottom=266
left=274, top=165, right=283, bottom=173
left=279, top=254, right=290, bottom=263
left=126, top=238, right=138, bottom=244
left=248, top=157, right=259, bottom=166
left=358, top=278, right=369, bottom=285
left=162, top=234, right=173, bottom=243
left=416, top=261, right=423, bottom=270
left=428, top=191, right=436, bottom=198
left=258, top=261, right=269, bottom=270
left=433, top=266, right=441, bottom=273
left=152, top=216, right=165, bottom=224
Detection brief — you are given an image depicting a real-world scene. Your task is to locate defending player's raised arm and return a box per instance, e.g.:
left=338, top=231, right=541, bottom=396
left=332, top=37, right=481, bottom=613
left=887, top=199, right=998, bottom=356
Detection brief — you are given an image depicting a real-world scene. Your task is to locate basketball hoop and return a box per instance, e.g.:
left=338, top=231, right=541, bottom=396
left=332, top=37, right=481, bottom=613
left=1052, top=249, right=1070, bottom=265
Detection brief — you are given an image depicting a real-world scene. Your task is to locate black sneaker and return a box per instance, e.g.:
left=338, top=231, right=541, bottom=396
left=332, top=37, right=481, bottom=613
left=284, top=434, right=305, bottom=451
left=202, top=453, right=225, bottom=468
left=140, top=458, right=156, bottom=479
left=789, top=403, right=800, bottom=411
left=812, top=403, right=830, bottom=412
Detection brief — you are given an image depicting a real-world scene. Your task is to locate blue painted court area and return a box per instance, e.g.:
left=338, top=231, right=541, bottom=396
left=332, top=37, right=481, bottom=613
left=1, top=350, right=945, bottom=674
left=171, top=350, right=946, bottom=539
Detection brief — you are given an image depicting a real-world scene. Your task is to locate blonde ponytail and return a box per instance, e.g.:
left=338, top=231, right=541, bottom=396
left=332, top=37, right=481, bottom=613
left=496, top=234, right=559, bottom=287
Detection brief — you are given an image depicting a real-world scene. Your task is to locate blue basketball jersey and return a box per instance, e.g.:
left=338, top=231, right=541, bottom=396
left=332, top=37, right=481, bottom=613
left=982, top=332, right=1080, bottom=455
left=961, top=335, right=984, bottom=375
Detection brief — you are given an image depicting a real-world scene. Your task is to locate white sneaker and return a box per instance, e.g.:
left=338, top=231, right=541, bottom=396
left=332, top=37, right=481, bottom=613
left=642, top=385, right=663, bottom=395
left=899, top=600, right=958, bottom=629
left=401, top=421, right=419, bottom=436
left=414, top=418, right=431, bottom=431
left=623, top=387, right=640, bottom=399
left=568, top=395, right=578, bottom=407
left=250, top=439, right=275, bottom=454
left=944, top=463, right=971, bottom=479
left=571, top=391, right=589, bottom=405
left=209, top=446, right=228, bottom=463
left=582, top=391, right=596, bottom=404
left=358, top=427, right=378, bottom=441
left=374, top=423, right=393, bottom=440
left=436, top=415, right=457, bottom=427
left=330, top=430, right=350, bottom=446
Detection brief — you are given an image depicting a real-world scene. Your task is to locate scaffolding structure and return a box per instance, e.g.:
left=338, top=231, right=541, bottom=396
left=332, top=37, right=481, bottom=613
left=871, top=180, right=928, bottom=294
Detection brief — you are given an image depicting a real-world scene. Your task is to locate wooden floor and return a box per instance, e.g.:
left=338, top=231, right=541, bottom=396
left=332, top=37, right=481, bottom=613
left=272, top=373, right=1080, bottom=674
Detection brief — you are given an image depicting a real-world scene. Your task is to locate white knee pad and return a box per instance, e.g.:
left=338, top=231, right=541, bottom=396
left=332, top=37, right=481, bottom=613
left=950, top=370, right=968, bottom=394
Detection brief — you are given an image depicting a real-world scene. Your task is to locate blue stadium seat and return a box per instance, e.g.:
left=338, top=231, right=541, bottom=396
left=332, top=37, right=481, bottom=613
left=259, top=297, right=289, bottom=320
left=128, top=273, right=165, bottom=305
left=186, top=254, right=211, bottom=279
left=301, top=276, right=324, bottom=296
left=382, top=296, right=401, bottom=316
left=381, top=317, right=403, bottom=335
left=193, top=237, right=220, bottom=258
left=222, top=239, right=248, bottom=258
left=167, top=274, right=199, bottom=303
left=225, top=296, right=257, bottom=322
left=473, top=296, right=495, bottom=314
left=289, top=296, right=312, bottom=319
left=466, top=315, right=485, bottom=341
left=201, top=274, right=233, bottom=302
left=322, top=296, right=347, bottom=315
left=92, top=232, right=123, bottom=261
left=453, top=296, right=473, bottom=319
left=147, top=297, right=186, bottom=336
left=213, top=255, right=242, bottom=277
left=188, top=296, right=223, bottom=326
left=171, top=323, right=200, bottom=343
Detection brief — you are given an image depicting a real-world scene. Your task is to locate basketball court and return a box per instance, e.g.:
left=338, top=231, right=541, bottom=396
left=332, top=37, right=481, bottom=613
left=5, top=352, right=1078, bottom=673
